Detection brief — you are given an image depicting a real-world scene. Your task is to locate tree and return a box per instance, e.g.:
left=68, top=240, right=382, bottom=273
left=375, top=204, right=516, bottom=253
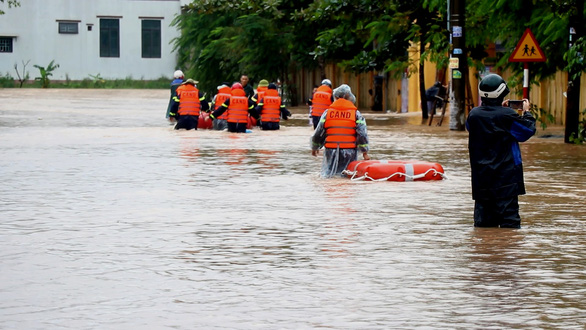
left=303, top=0, right=449, bottom=118
left=170, top=0, right=583, bottom=124
left=171, top=0, right=317, bottom=99
left=465, top=0, right=584, bottom=81
left=0, top=0, right=20, bottom=15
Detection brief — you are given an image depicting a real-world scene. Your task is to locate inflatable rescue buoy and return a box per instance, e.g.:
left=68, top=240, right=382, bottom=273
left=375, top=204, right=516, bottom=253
left=198, top=112, right=213, bottom=129
left=344, top=160, right=446, bottom=181
left=247, top=116, right=257, bottom=129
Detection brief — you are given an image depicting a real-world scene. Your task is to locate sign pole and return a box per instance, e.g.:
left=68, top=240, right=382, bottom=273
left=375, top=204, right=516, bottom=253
left=523, top=62, right=529, bottom=99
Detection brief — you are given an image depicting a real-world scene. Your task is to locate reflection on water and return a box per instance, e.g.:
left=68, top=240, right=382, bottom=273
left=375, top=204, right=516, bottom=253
left=0, top=89, right=585, bottom=329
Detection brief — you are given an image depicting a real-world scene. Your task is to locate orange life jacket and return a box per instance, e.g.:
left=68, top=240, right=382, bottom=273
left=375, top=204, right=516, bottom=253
left=260, top=89, right=282, bottom=123
left=177, top=85, right=202, bottom=116
left=227, top=89, right=249, bottom=123
left=254, top=86, right=268, bottom=104
left=324, top=98, right=357, bottom=149
left=311, top=85, right=333, bottom=117
left=214, top=86, right=232, bottom=120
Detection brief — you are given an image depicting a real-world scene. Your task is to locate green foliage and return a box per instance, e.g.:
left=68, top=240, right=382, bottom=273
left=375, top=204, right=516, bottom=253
left=50, top=76, right=170, bottom=89
left=303, top=0, right=420, bottom=76
left=564, top=37, right=586, bottom=80
left=168, top=0, right=584, bottom=114
left=0, top=0, right=20, bottom=15
left=171, top=0, right=312, bottom=97
left=569, top=108, right=586, bottom=144
left=466, top=0, right=584, bottom=80
left=33, top=60, right=59, bottom=88
left=88, top=74, right=106, bottom=88
left=529, top=104, right=555, bottom=131
left=0, top=72, right=15, bottom=87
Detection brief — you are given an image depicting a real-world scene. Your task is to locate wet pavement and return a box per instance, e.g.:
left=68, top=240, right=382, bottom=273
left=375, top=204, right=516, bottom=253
left=0, top=89, right=585, bottom=329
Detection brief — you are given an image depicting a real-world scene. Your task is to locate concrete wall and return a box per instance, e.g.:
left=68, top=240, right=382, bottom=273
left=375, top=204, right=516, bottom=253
left=0, top=0, right=182, bottom=80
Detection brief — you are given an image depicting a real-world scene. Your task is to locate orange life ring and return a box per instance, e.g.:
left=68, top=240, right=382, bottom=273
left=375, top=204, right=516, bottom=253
left=345, top=160, right=446, bottom=181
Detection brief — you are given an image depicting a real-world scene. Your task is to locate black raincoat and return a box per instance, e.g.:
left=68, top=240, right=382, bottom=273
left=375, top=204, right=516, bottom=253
left=466, top=105, right=536, bottom=200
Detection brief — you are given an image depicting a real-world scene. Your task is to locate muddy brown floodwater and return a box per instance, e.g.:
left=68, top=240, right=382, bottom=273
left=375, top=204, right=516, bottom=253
left=1, top=89, right=585, bottom=329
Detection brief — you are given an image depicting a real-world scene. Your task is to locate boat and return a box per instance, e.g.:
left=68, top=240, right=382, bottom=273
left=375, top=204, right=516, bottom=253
left=344, top=160, right=446, bottom=181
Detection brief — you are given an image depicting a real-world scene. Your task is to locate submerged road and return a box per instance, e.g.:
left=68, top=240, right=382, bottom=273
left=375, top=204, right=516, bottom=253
left=0, top=89, right=584, bottom=329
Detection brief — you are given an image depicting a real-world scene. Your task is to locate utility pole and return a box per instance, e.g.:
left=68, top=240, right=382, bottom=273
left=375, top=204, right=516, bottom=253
left=565, top=0, right=584, bottom=143
left=449, top=0, right=466, bottom=131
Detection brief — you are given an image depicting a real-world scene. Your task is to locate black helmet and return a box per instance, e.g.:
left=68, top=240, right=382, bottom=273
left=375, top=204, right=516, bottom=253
left=478, top=74, right=509, bottom=100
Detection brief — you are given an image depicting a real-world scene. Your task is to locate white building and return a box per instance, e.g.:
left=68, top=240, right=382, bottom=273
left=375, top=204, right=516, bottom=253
left=0, top=0, right=190, bottom=81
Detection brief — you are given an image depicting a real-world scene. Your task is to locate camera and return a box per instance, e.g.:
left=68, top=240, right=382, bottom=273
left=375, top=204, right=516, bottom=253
left=508, top=100, right=524, bottom=110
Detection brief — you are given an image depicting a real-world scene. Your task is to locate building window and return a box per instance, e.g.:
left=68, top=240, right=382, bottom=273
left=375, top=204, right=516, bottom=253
left=100, top=18, right=120, bottom=58
left=141, top=19, right=161, bottom=58
left=58, top=22, right=79, bottom=34
left=0, top=37, right=13, bottom=53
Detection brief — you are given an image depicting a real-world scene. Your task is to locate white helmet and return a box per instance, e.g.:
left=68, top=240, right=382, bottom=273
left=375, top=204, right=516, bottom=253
left=173, top=70, right=184, bottom=79
left=321, top=79, right=332, bottom=87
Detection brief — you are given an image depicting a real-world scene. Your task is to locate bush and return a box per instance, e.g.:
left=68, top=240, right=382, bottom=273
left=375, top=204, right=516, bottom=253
left=47, top=76, right=170, bottom=89
left=0, top=73, right=16, bottom=88
left=569, top=108, right=586, bottom=145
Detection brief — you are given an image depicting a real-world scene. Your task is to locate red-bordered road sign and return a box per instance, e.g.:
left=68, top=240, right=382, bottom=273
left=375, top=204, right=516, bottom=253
left=509, top=28, right=547, bottom=62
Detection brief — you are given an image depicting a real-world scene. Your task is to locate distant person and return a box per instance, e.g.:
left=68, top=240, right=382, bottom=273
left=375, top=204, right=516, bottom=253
left=254, top=83, right=291, bottom=130
left=425, top=81, right=447, bottom=115
left=240, top=74, right=254, bottom=99
left=210, top=82, right=258, bottom=133
left=310, top=84, right=370, bottom=178
left=309, top=79, right=334, bottom=129
left=166, top=70, right=184, bottom=123
left=466, top=73, right=536, bottom=228
left=171, top=79, right=209, bottom=130
left=211, top=82, right=232, bottom=130
left=369, top=75, right=383, bottom=111
left=307, top=84, right=318, bottom=126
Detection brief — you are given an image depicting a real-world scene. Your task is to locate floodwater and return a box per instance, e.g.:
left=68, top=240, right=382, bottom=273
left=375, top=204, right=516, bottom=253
left=1, top=89, right=585, bottom=329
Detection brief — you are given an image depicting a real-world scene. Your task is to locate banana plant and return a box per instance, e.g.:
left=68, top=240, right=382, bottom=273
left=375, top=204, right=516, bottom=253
left=34, top=60, right=59, bottom=88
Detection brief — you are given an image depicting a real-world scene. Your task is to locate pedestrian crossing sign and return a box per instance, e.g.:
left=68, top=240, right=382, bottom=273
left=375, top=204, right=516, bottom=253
left=509, top=28, right=546, bottom=62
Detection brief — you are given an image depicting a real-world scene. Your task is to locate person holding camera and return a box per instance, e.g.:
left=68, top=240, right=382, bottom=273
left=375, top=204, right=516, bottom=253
left=466, top=73, right=536, bottom=228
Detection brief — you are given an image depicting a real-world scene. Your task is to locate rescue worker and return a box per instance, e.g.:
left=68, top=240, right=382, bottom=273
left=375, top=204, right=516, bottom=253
left=210, top=82, right=259, bottom=133
left=251, top=79, right=269, bottom=105
left=309, top=79, right=334, bottom=129
left=211, top=82, right=232, bottom=130
left=466, top=73, right=536, bottom=228
left=240, top=74, right=255, bottom=99
left=310, top=84, right=370, bottom=178
left=254, top=83, right=291, bottom=130
left=171, top=79, right=209, bottom=130
left=166, top=70, right=184, bottom=123
left=250, top=79, right=269, bottom=127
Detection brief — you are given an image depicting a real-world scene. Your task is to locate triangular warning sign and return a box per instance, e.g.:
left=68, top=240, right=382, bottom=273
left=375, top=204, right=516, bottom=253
left=509, top=28, right=546, bottom=62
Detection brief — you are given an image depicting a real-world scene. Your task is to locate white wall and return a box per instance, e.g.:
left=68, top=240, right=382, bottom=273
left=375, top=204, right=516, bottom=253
left=0, top=0, right=182, bottom=80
